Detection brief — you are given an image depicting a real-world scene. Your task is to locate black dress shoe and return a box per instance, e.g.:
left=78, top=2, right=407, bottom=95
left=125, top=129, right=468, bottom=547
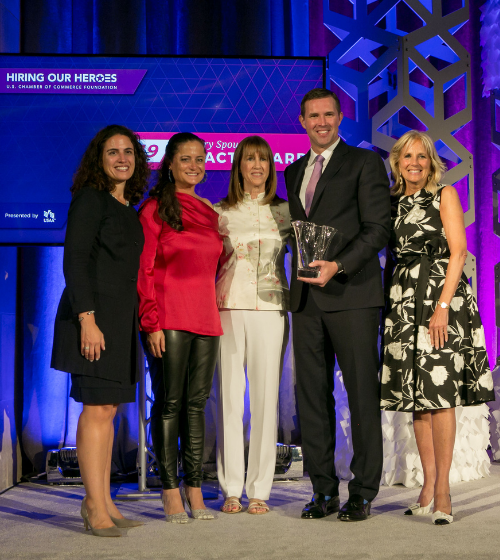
left=338, top=494, right=371, bottom=522
left=301, top=494, right=340, bottom=519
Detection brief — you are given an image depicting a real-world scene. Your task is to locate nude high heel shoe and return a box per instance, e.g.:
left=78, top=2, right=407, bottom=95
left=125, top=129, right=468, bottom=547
left=110, top=515, right=144, bottom=528
left=81, top=498, right=122, bottom=537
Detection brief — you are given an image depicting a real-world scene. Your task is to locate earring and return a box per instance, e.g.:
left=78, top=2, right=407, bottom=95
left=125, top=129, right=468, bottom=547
left=168, top=169, right=174, bottom=183
left=200, top=172, right=208, bottom=184
left=399, top=176, right=403, bottom=186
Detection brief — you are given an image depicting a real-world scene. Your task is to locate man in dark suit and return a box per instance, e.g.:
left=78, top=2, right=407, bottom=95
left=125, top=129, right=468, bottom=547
left=284, top=88, right=390, bottom=521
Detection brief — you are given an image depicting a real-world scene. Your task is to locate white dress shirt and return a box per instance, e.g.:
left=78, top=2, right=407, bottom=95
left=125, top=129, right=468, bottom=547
left=299, top=137, right=340, bottom=208
left=214, top=193, right=291, bottom=311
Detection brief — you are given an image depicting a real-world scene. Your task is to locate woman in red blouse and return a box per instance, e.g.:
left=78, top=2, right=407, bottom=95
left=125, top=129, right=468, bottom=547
left=137, top=133, right=222, bottom=523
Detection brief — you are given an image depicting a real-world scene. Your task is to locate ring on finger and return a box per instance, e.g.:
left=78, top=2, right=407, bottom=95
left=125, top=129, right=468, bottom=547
left=84, top=346, right=90, bottom=350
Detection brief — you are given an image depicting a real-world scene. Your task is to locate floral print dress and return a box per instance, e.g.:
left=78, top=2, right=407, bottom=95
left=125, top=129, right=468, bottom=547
left=380, top=186, right=494, bottom=411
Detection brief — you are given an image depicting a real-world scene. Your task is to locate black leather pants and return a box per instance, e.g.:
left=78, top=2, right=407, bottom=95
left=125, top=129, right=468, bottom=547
left=146, top=330, right=219, bottom=489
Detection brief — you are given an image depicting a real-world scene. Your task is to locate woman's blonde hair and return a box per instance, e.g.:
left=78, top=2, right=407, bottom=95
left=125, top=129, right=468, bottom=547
left=222, top=136, right=278, bottom=208
left=389, top=130, right=446, bottom=196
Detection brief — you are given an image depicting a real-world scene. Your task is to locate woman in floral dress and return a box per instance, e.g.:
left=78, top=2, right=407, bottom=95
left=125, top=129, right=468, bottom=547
left=215, top=136, right=291, bottom=515
left=381, top=130, right=494, bottom=525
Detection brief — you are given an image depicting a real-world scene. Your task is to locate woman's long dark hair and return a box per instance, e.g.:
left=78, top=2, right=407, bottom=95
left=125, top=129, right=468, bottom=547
left=148, top=132, right=206, bottom=231
left=71, top=124, right=150, bottom=205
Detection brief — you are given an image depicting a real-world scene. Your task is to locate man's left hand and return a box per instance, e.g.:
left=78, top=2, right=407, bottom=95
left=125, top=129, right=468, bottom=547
left=298, top=260, right=338, bottom=288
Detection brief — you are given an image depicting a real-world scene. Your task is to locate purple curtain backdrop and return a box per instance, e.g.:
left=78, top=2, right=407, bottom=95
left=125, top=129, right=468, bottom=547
left=456, top=0, right=500, bottom=366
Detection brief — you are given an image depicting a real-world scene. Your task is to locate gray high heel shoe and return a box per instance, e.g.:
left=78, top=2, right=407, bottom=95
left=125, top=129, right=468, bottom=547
left=81, top=498, right=122, bottom=537
left=161, top=493, right=190, bottom=524
left=180, top=484, right=215, bottom=520
left=110, top=515, right=145, bottom=528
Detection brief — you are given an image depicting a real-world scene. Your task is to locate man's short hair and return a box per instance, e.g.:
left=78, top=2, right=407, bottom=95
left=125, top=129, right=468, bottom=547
left=300, top=88, right=342, bottom=117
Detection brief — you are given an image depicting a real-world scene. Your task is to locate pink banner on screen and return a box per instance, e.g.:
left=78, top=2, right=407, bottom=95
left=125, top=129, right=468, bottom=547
left=137, top=133, right=310, bottom=171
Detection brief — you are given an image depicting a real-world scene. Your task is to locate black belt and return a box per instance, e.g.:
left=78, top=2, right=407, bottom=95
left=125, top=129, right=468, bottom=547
left=397, top=238, right=449, bottom=326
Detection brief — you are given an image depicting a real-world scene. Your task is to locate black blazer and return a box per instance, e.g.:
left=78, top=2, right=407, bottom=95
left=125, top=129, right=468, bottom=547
left=51, top=187, right=145, bottom=383
left=284, top=140, right=391, bottom=313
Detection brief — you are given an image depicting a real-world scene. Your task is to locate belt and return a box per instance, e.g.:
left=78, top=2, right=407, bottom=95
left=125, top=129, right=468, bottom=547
left=397, top=238, right=449, bottom=326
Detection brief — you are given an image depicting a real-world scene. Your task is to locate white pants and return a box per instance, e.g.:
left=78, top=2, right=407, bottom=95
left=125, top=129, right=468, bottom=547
left=216, top=310, right=285, bottom=500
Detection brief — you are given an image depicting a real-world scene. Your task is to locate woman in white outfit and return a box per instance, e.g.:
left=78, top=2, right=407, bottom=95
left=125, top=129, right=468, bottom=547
left=214, top=136, right=291, bottom=515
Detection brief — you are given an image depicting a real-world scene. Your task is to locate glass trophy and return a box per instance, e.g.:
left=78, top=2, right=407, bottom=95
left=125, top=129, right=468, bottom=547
left=292, top=221, right=339, bottom=279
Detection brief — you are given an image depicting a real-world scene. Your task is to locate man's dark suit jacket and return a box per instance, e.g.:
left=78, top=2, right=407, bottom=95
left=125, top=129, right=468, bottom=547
left=284, top=139, right=391, bottom=312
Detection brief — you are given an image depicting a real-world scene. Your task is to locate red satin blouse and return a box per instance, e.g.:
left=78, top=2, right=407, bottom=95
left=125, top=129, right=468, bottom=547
left=137, top=193, right=223, bottom=336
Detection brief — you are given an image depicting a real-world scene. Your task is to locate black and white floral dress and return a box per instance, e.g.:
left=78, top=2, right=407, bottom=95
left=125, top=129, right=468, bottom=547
left=380, top=186, right=494, bottom=411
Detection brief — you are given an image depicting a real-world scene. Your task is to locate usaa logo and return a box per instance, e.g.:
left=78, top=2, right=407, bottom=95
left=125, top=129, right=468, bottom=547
left=43, top=209, right=56, bottom=223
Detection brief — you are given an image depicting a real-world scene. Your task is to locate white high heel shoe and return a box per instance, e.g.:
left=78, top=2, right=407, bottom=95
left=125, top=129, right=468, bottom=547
left=404, top=497, right=434, bottom=516
left=432, top=495, right=453, bottom=525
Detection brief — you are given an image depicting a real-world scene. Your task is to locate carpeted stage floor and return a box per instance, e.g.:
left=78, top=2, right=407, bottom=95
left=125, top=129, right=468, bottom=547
left=1, top=463, right=499, bottom=559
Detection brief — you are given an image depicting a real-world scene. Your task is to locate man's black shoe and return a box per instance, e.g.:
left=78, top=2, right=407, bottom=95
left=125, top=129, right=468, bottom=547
left=337, top=494, right=371, bottom=521
left=301, top=494, right=340, bottom=519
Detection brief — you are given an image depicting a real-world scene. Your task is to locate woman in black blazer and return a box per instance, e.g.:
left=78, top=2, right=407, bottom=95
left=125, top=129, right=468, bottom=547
left=51, top=125, right=149, bottom=537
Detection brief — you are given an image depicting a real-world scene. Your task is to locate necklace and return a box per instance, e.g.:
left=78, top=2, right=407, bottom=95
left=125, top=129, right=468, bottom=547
left=110, top=192, right=129, bottom=206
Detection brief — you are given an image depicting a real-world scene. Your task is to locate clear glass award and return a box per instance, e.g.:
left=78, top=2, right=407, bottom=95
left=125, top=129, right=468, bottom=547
left=292, top=220, right=339, bottom=279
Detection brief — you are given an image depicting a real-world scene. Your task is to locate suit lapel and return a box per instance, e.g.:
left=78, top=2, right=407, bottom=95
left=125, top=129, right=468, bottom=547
left=288, top=151, right=309, bottom=220
left=292, top=151, right=310, bottom=196
left=308, top=141, right=349, bottom=218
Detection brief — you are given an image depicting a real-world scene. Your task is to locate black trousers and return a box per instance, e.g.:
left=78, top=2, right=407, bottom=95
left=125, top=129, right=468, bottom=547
left=146, top=329, right=219, bottom=489
left=292, top=289, right=383, bottom=502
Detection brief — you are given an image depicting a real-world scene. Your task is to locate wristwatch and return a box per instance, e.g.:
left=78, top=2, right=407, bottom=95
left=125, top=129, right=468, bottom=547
left=437, top=300, right=449, bottom=309
left=334, top=260, right=345, bottom=275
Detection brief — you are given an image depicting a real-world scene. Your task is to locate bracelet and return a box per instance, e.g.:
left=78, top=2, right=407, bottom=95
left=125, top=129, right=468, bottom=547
left=78, top=310, right=95, bottom=322
left=437, top=300, right=450, bottom=309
